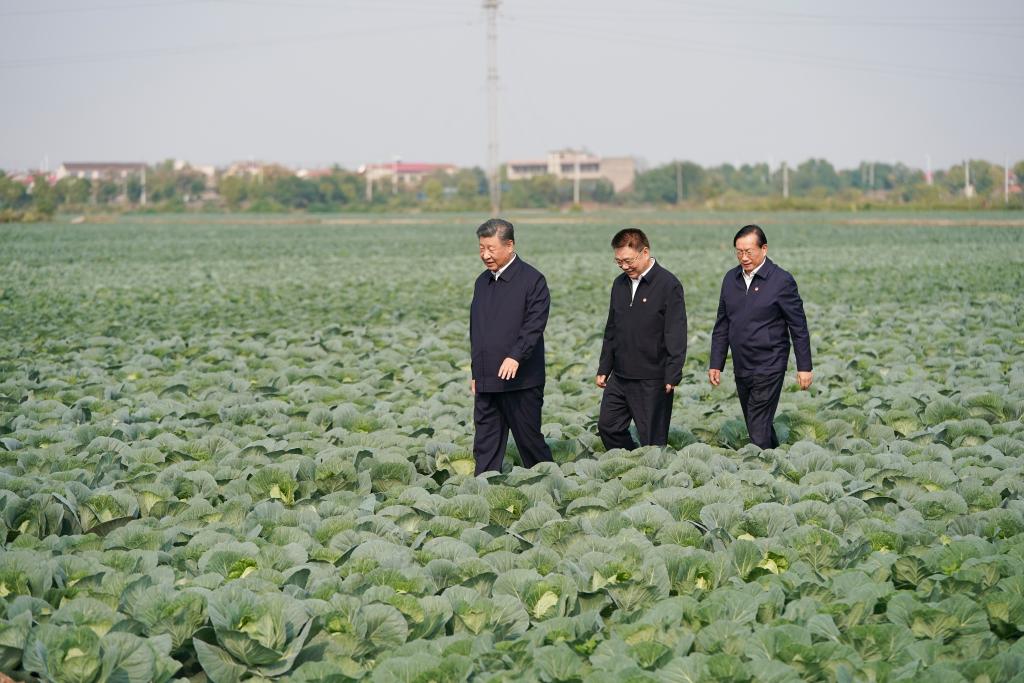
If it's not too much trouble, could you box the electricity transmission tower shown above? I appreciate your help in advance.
[484,0,500,215]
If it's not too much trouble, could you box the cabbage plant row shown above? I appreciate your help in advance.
[0,213,1022,682]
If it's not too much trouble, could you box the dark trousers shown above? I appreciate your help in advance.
[473,386,553,475]
[735,371,786,449]
[598,375,673,451]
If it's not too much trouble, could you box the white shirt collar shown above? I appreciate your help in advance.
[494,253,517,279]
[742,258,766,288]
[629,257,654,302]
[631,257,655,283]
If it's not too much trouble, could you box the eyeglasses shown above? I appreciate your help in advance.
[735,247,764,258]
[479,242,512,256]
[613,250,646,267]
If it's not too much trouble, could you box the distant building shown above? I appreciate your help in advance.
[358,162,457,188]
[506,149,636,193]
[357,162,457,200]
[296,168,336,180]
[223,160,290,179]
[56,162,145,181]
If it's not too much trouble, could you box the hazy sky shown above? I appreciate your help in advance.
[2,0,1021,172]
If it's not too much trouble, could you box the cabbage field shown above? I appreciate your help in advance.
[0,211,1023,682]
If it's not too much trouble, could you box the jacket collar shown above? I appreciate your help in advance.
[618,259,662,286]
[733,257,776,283]
[489,254,523,282]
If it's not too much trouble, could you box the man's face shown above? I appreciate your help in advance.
[734,233,767,274]
[479,235,515,272]
[613,245,650,279]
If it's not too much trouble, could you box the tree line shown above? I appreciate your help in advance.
[2,157,1022,222]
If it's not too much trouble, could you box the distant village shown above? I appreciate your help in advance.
[1,149,1020,220]
[3,149,636,208]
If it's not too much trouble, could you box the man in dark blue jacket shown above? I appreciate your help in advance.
[470,218,553,474]
[596,228,687,450]
[709,224,813,449]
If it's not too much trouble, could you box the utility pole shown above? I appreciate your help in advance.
[365,173,373,202]
[1005,157,1010,205]
[675,160,683,205]
[925,154,933,186]
[573,153,580,206]
[964,159,970,197]
[782,162,789,199]
[140,165,147,206]
[484,0,501,215]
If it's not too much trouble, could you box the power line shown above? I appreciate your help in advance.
[506,0,1024,40]
[0,0,210,17]
[208,0,475,14]
[0,21,475,70]
[503,17,1024,87]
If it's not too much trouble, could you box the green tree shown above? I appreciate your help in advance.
[97,180,120,204]
[127,176,143,203]
[505,174,559,208]
[147,160,178,202]
[270,176,320,209]
[219,176,249,208]
[791,159,839,196]
[591,178,614,203]
[968,160,998,197]
[455,168,485,201]
[0,172,28,209]
[633,162,703,203]
[31,175,58,215]
[904,182,942,205]
[422,176,444,203]
[55,177,91,205]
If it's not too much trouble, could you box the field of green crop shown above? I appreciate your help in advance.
[1,211,1023,682]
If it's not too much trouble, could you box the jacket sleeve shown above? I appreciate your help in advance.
[508,274,550,362]
[597,288,615,376]
[663,279,687,385]
[780,274,813,372]
[709,280,730,371]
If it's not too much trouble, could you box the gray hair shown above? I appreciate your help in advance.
[476,218,515,243]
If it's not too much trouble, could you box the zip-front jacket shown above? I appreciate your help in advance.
[598,261,688,385]
[709,257,812,378]
[470,256,549,393]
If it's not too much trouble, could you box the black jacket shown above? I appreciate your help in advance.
[598,260,688,385]
[470,256,549,393]
[709,258,812,378]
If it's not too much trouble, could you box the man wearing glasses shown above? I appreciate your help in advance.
[596,228,687,450]
[708,224,813,449]
[470,218,553,474]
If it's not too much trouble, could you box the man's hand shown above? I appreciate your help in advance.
[665,384,674,394]
[708,369,721,386]
[470,379,476,394]
[595,374,608,388]
[797,371,813,390]
[498,357,520,380]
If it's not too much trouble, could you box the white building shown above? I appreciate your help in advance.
[56,162,146,181]
[505,149,636,193]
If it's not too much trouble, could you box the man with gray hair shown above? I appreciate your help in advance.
[470,218,553,474]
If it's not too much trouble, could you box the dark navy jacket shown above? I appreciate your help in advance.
[709,258,812,378]
[597,261,688,385]
[470,256,549,393]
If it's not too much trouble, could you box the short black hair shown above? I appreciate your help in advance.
[611,228,650,251]
[476,218,515,243]
[734,224,767,247]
